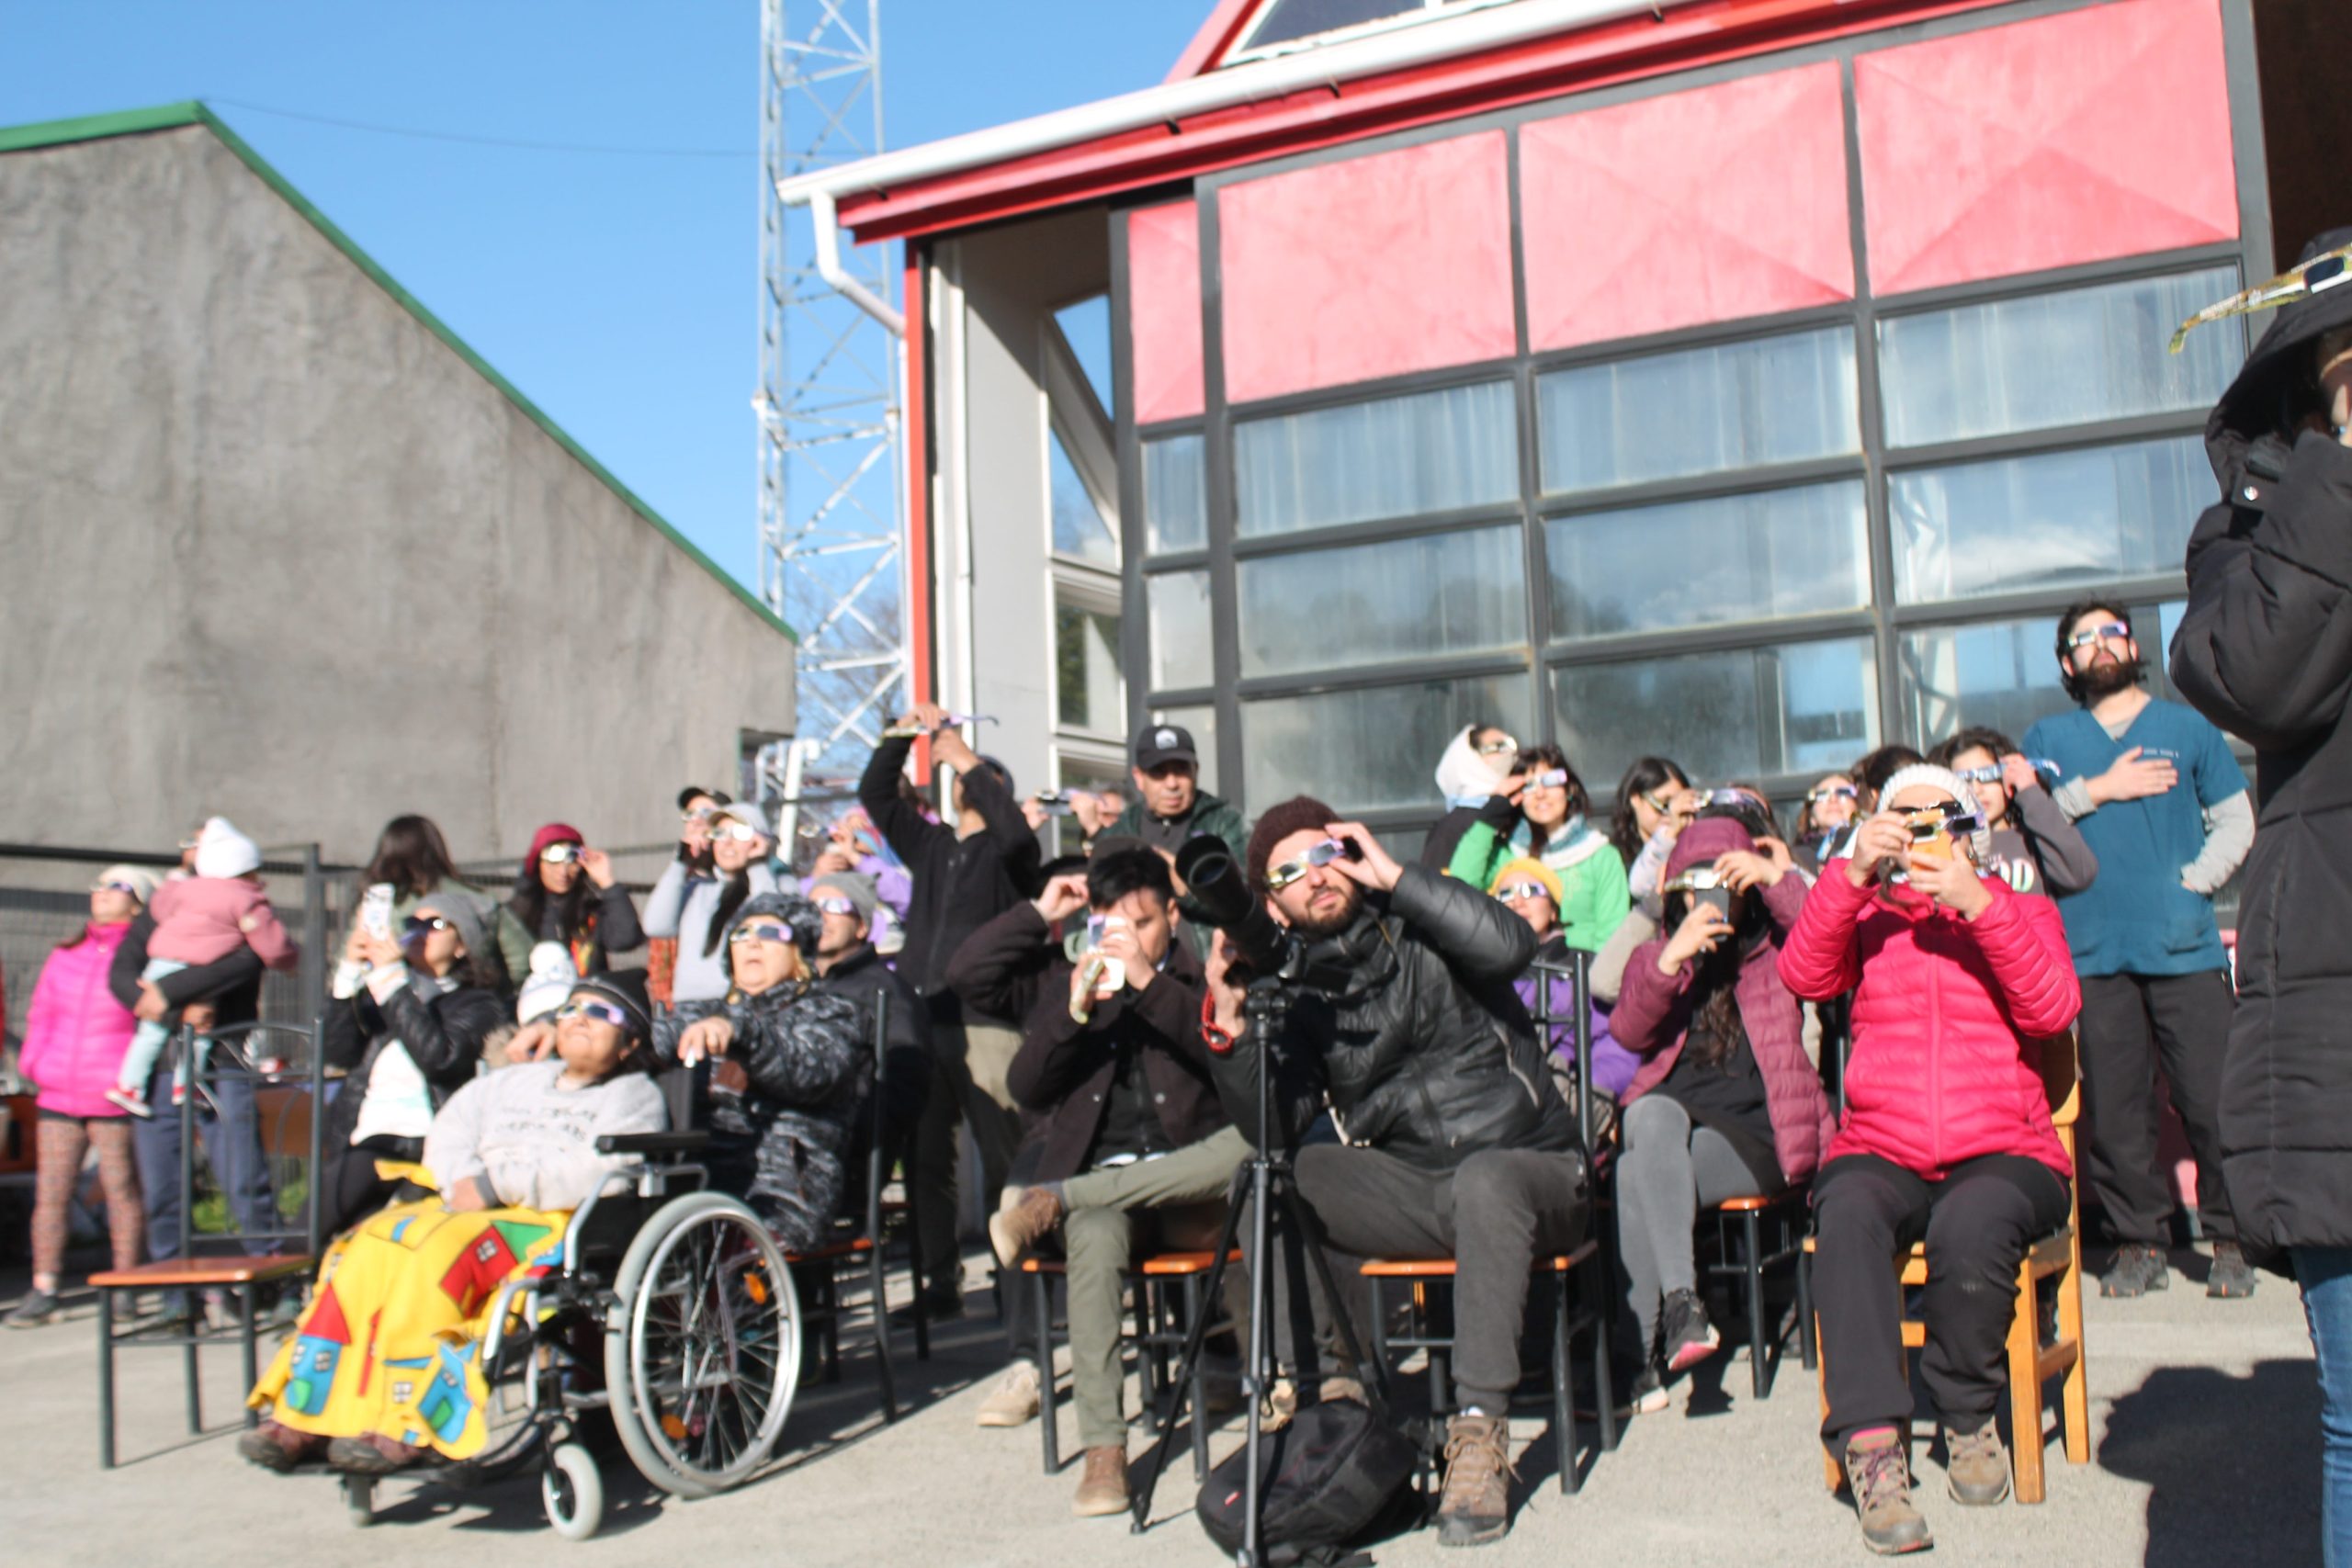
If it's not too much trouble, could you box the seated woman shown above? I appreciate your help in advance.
[655,893,867,1253]
[1779,764,2079,1553]
[1487,856,1638,1119]
[1609,818,1831,1413]
[1444,744,1631,953]
[320,898,513,1236]
[240,974,666,1474]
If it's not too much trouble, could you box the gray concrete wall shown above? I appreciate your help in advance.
[0,125,791,864]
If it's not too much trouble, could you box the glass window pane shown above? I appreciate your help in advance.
[1894,617,2073,750]
[1891,436,2206,604]
[1243,673,1530,816]
[1878,267,2241,447]
[1235,380,1517,538]
[1148,570,1215,692]
[1050,429,1117,566]
[1056,603,1122,735]
[1153,704,1220,795]
[1246,0,1420,50]
[1538,327,1860,493]
[1053,295,1114,418]
[1145,434,1207,554]
[1554,637,1878,787]
[1238,525,1526,677]
[1545,481,1869,642]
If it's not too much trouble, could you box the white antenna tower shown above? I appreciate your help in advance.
[758,0,905,811]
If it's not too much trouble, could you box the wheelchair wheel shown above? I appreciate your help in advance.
[605,1190,799,1499]
[542,1441,605,1541]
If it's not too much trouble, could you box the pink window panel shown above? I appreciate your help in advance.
[1127,202,1205,424]
[1856,0,2237,298]
[1520,62,1855,352]
[1217,131,1515,405]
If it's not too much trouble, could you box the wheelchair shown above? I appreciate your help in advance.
[336,1127,803,1540]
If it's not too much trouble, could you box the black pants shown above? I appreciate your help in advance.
[322,1134,422,1236]
[1284,1143,1587,1412]
[1813,1153,2070,1447]
[2077,969,2235,1246]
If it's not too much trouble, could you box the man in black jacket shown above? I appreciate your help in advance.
[2170,226,2352,1549]
[858,704,1043,1321]
[807,872,931,1170]
[1204,796,1586,1550]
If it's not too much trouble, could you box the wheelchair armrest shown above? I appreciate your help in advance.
[596,1130,713,1156]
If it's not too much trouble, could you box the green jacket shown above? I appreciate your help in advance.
[1446,810,1631,955]
[1105,792,1249,960]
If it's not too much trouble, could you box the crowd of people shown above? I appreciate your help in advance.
[6,254,2350,1559]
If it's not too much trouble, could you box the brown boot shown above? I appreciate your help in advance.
[327,1432,428,1475]
[1435,1413,1515,1547]
[1942,1423,2010,1506]
[237,1418,326,1472]
[1071,1444,1129,1517]
[989,1186,1064,1269]
[1843,1427,1932,1554]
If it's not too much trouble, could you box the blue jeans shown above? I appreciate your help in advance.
[130,1064,278,1279]
[2298,1246,2352,1568]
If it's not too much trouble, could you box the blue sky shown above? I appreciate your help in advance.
[2,0,1208,590]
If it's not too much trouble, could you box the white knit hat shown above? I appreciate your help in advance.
[517,942,581,1025]
[1879,764,1996,861]
[193,817,263,880]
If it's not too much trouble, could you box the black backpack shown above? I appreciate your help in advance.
[1195,1399,1424,1567]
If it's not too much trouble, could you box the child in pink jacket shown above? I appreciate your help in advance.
[107,818,298,1117]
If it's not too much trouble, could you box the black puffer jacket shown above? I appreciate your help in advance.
[2169,226,2352,1269]
[1211,863,1577,1172]
[321,976,509,1153]
[811,942,931,1161]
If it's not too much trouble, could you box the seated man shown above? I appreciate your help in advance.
[807,871,932,1172]
[1203,798,1588,1550]
[240,973,668,1474]
[950,847,1246,1520]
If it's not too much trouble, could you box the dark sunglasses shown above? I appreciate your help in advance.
[401,915,453,937]
[728,920,796,946]
[1905,804,1984,840]
[554,998,629,1029]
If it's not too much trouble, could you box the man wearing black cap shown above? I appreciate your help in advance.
[1104,721,1248,961]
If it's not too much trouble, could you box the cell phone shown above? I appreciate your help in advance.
[1035,790,1074,818]
[359,883,394,940]
[1693,886,1733,923]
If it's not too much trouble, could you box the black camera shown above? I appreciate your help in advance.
[1175,835,1294,976]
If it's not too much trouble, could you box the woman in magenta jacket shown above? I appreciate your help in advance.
[1779,764,2080,1552]
[6,866,154,1327]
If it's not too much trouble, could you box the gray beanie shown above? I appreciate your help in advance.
[807,872,878,925]
[413,888,493,967]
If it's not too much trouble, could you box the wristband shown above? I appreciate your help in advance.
[1200,991,1234,1055]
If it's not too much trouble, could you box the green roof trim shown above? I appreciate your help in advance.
[0,100,796,642]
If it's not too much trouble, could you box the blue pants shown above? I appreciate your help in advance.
[130,1063,277,1278]
[2298,1246,2352,1568]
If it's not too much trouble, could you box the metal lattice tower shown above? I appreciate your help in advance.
[758,0,905,799]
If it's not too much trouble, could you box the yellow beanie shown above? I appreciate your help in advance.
[1488,855,1564,907]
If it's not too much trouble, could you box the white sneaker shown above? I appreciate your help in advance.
[975,1360,1041,1428]
[104,1089,154,1120]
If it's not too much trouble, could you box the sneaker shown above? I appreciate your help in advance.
[1071,1445,1129,1517]
[238,1419,326,1472]
[4,1289,62,1328]
[988,1186,1063,1269]
[1943,1422,2009,1505]
[891,1286,964,1325]
[2101,1243,2171,1298]
[1628,1359,1668,1416]
[327,1433,427,1474]
[975,1361,1041,1428]
[1659,1287,1720,1372]
[1843,1427,1932,1555]
[2207,1240,2259,1299]
[1435,1413,1516,1548]
[104,1088,154,1119]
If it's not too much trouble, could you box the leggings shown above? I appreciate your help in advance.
[1615,1094,1778,1357]
[31,1114,143,1281]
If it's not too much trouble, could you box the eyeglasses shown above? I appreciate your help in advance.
[728,920,796,946]
[714,821,763,842]
[2065,621,2132,652]
[1804,784,1858,805]
[91,879,141,897]
[402,915,452,937]
[1265,838,1354,892]
[554,998,630,1029]
[1495,883,1551,904]
[1662,866,1731,895]
[1475,734,1519,757]
[1639,789,1692,818]
[811,897,858,918]
[1702,787,1769,811]
[539,842,581,864]
[681,804,717,823]
[1525,769,1569,790]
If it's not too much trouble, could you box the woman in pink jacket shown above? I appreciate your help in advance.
[1779,764,2080,1554]
[6,866,155,1327]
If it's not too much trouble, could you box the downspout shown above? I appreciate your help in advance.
[810,188,906,336]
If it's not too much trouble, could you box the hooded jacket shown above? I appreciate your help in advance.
[17,922,141,1119]
[1611,819,1835,1186]
[1779,860,2077,1180]
[2170,226,2352,1262]
[321,966,511,1154]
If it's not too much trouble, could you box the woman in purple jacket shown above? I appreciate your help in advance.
[1610,816,1834,1412]
[6,866,155,1326]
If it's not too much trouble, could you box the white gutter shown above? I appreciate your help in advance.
[786,0,1691,335]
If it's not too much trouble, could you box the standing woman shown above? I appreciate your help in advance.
[508,821,645,976]
[643,800,779,1010]
[5,866,156,1326]
[362,815,533,987]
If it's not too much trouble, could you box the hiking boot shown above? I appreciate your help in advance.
[1659,1287,1720,1372]
[988,1186,1063,1269]
[1843,1427,1931,1554]
[2207,1240,2258,1299]
[4,1289,62,1328]
[1628,1358,1668,1416]
[327,1433,427,1474]
[2101,1243,2170,1298]
[239,1419,326,1472]
[1436,1413,1515,1547]
[975,1360,1041,1427]
[1943,1422,2010,1506]
[1071,1445,1129,1517]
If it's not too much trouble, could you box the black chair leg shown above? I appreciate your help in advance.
[1555,1273,1577,1495]
[870,1247,898,1422]
[1743,1210,1771,1399]
[98,1288,117,1469]
[241,1284,260,1428]
[184,1302,202,1435]
[1034,1271,1058,1474]
[1797,1231,1817,1373]
[1184,1274,1209,1483]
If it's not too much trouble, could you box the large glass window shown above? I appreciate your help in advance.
[1878,266,2241,447]
[1055,603,1122,736]
[1144,434,1207,555]
[1237,525,1526,677]
[1235,380,1517,537]
[1538,327,1860,494]
[1554,637,1877,787]
[1545,481,1870,642]
[1051,428,1117,565]
[1147,570,1215,692]
[1894,616,2073,749]
[1891,436,2206,604]
[1243,673,1530,814]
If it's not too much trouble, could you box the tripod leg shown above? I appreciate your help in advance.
[1128,1164,1252,1532]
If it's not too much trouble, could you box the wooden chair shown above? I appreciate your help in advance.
[1022,1247,1238,1481]
[1812,1030,2087,1504]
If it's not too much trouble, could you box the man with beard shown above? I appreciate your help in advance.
[1202,797,1585,1549]
[2024,601,2254,1298]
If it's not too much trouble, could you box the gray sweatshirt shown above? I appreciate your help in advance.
[643,860,780,1005]
[424,1058,667,1211]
